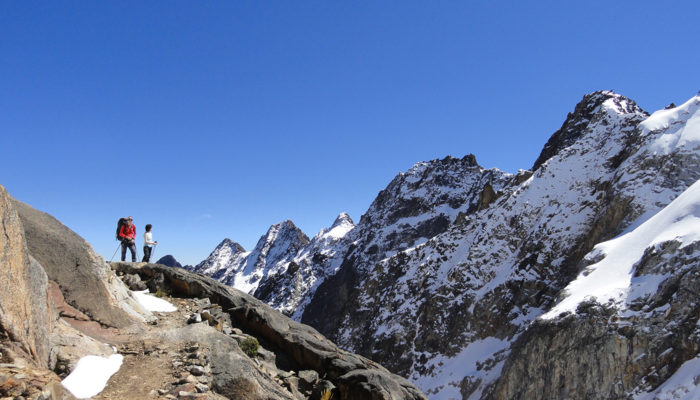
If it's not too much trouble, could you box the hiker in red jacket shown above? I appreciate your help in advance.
[119,216,137,262]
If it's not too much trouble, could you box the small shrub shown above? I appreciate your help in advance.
[240,337,259,357]
[155,288,167,298]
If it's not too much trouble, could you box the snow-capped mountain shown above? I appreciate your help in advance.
[300,91,700,399]
[256,212,355,318]
[188,220,310,294]
[195,91,700,399]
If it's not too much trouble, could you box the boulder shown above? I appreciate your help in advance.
[11,198,152,328]
[0,185,52,366]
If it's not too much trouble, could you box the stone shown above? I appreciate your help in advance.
[194,383,209,393]
[121,273,148,291]
[298,369,319,393]
[187,314,202,324]
[0,186,52,366]
[193,298,211,308]
[11,196,151,328]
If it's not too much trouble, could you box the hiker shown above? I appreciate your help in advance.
[119,216,137,262]
[142,224,158,262]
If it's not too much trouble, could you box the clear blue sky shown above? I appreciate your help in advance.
[2,1,698,266]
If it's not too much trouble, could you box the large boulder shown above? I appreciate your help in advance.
[11,198,152,329]
[0,185,52,366]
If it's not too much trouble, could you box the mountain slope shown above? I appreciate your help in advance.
[194,91,700,399]
[301,91,700,398]
[255,212,355,317]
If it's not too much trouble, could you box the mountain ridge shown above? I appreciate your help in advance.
[192,90,700,399]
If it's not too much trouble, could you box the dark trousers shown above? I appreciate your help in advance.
[121,240,136,262]
[142,246,152,263]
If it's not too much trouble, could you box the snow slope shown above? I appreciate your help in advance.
[543,178,700,319]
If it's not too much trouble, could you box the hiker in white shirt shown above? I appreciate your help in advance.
[142,224,158,262]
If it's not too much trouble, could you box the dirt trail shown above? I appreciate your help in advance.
[91,296,226,400]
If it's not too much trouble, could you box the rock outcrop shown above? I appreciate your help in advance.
[0,185,52,366]
[112,262,427,400]
[11,198,151,329]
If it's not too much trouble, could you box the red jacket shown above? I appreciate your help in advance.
[119,224,136,240]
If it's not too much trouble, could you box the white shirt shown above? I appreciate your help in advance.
[144,231,156,247]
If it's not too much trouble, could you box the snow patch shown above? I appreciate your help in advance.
[641,95,700,155]
[133,290,177,312]
[61,354,124,398]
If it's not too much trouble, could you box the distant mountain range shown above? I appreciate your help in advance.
[190,91,700,399]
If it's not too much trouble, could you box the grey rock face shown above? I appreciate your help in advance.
[302,155,512,342]
[156,323,296,400]
[490,240,700,399]
[11,198,149,329]
[0,185,52,366]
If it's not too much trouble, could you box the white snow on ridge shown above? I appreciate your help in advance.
[61,354,123,398]
[641,95,700,155]
[542,178,700,319]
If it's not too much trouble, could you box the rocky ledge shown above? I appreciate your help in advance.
[111,262,426,400]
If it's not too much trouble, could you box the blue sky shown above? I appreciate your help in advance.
[2,1,699,266]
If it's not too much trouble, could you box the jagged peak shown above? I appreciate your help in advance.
[532,90,648,171]
[216,238,246,253]
[403,154,480,177]
[256,220,310,250]
[331,212,354,229]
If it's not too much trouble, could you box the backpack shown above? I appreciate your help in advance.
[116,218,128,241]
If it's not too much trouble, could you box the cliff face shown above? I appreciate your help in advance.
[0,185,52,366]
[489,97,700,399]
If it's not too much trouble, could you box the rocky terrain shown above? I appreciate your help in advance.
[194,91,700,399]
[0,184,426,399]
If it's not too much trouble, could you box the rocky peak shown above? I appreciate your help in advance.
[255,220,310,256]
[217,238,246,254]
[532,90,648,171]
[330,212,354,230]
